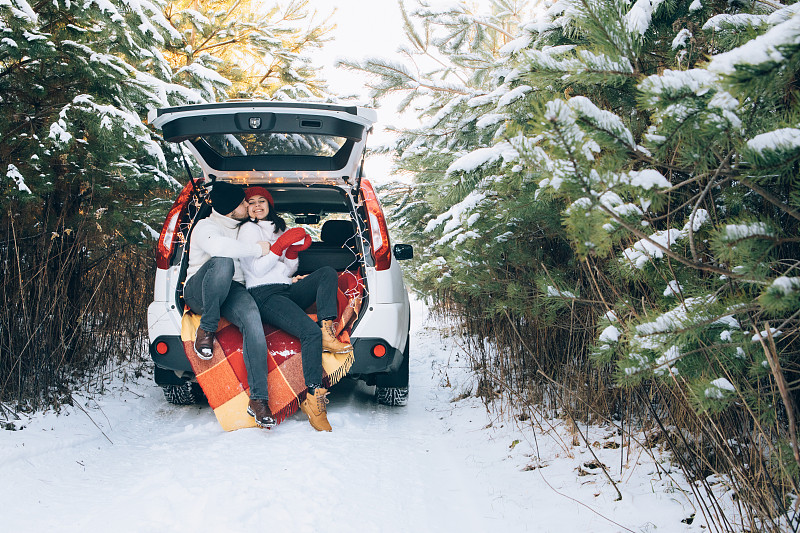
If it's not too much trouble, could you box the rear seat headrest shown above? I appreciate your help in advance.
[320,220,354,248]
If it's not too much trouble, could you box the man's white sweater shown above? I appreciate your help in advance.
[237,220,299,289]
[185,209,262,283]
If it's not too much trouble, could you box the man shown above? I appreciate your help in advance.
[182,181,275,429]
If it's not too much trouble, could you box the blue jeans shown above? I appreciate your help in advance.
[249,266,339,388]
[183,257,270,401]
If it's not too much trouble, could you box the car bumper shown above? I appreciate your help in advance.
[148,297,410,379]
[148,301,192,373]
[350,338,403,375]
[150,334,192,372]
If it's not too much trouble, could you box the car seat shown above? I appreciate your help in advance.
[298,219,359,274]
[320,219,356,249]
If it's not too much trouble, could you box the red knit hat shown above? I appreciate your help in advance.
[244,186,274,207]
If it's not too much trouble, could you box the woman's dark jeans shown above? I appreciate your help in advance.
[183,257,270,401]
[249,266,339,388]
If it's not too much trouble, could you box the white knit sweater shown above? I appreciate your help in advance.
[185,209,262,283]
[237,220,300,289]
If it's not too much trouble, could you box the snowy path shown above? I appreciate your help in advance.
[1,298,708,533]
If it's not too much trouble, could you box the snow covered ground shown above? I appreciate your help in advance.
[1,297,718,533]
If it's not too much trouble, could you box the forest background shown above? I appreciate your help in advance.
[2,1,800,531]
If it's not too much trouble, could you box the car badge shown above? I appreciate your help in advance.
[249,117,261,129]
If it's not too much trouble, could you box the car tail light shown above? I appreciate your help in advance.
[361,179,391,271]
[155,341,169,355]
[372,343,387,358]
[156,179,201,270]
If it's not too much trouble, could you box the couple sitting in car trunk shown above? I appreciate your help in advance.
[181,181,351,432]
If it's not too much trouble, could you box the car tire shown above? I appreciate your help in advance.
[376,386,409,406]
[162,382,206,405]
[375,331,409,406]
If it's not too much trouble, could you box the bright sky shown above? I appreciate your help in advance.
[311,0,408,114]
[307,0,417,184]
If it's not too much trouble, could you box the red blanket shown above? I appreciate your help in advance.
[180,311,354,432]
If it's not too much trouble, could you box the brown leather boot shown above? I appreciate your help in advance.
[194,327,214,360]
[299,387,332,431]
[319,320,352,354]
[247,398,276,429]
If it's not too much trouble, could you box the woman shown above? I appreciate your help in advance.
[238,186,351,432]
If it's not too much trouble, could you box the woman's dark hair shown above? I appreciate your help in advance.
[264,209,287,233]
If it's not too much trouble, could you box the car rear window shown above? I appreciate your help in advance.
[284,213,352,241]
[200,133,348,158]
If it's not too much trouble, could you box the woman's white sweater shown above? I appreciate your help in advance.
[237,220,300,289]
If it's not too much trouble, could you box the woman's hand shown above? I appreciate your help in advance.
[285,234,311,259]
[292,274,308,283]
[270,227,307,256]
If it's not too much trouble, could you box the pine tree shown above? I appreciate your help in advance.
[0,0,336,411]
[522,0,800,414]
[348,0,800,528]
[524,6,800,525]
[163,0,333,100]
[340,0,542,314]
[0,0,205,410]
[0,0,205,244]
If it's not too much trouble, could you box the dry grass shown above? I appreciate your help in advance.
[431,285,800,532]
[0,210,153,416]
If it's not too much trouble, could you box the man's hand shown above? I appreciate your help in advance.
[258,241,272,256]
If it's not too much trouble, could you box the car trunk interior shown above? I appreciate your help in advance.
[171,182,368,329]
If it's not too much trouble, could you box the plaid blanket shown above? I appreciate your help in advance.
[180,310,354,432]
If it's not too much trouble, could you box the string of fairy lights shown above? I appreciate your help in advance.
[175,181,372,326]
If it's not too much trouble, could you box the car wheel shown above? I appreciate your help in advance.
[161,382,206,405]
[190,382,208,404]
[376,386,408,406]
[375,332,409,406]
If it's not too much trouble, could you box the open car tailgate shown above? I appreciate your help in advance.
[149,101,377,186]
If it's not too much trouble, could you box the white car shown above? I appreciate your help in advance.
[146,101,412,406]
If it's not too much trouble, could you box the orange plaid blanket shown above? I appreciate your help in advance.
[180,313,354,432]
